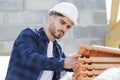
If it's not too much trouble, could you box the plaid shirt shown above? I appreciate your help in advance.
[5,28,69,80]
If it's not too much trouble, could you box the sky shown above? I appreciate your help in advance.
[106,0,120,23]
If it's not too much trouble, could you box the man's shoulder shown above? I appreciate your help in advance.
[16,28,39,41]
[21,27,44,35]
[21,28,34,33]
[20,27,40,36]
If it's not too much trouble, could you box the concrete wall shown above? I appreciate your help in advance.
[0,0,107,55]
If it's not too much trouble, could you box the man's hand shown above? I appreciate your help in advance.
[64,54,81,69]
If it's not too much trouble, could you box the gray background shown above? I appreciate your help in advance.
[0,0,107,56]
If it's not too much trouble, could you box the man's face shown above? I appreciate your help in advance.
[48,15,73,39]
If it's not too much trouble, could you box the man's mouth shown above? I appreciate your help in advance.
[58,30,64,35]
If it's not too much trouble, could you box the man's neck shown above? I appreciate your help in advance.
[44,27,55,42]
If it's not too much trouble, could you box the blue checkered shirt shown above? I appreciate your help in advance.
[5,28,71,80]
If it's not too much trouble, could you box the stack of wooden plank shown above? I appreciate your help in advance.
[72,45,120,80]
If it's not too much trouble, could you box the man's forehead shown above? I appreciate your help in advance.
[58,16,73,26]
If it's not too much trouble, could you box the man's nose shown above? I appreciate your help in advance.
[62,25,68,32]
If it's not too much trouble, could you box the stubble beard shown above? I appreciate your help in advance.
[49,24,64,39]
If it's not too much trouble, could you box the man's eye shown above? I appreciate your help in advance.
[67,26,71,29]
[60,21,65,25]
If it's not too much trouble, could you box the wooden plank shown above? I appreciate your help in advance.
[81,63,120,70]
[78,57,120,63]
[105,20,120,47]
[109,0,120,30]
[78,44,120,56]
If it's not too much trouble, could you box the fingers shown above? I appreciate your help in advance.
[69,54,81,58]
[64,53,82,69]
[71,60,78,68]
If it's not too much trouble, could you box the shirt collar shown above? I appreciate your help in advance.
[38,27,57,44]
[38,27,50,43]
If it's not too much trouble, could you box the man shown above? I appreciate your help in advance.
[5,2,79,80]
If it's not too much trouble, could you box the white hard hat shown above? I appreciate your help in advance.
[49,2,78,25]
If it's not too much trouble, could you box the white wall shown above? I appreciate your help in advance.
[0,56,10,80]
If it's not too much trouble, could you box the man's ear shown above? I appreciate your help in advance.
[48,16,54,23]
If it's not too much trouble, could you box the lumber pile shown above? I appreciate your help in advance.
[72,45,120,80]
